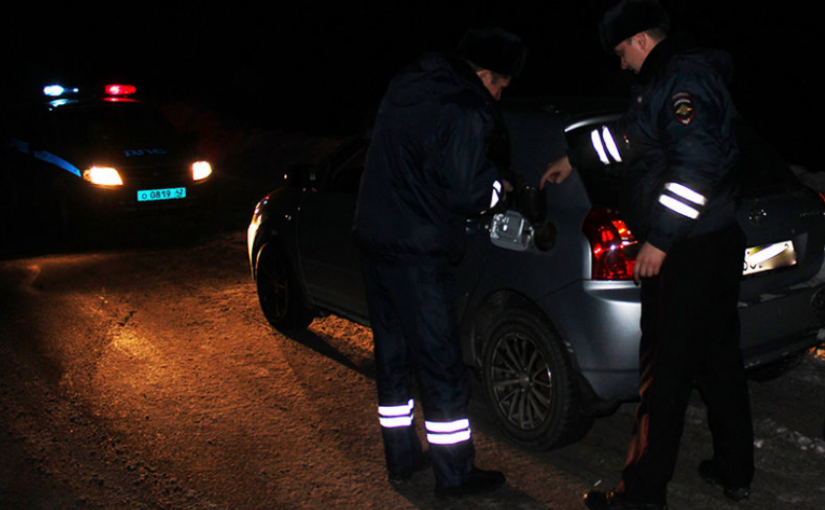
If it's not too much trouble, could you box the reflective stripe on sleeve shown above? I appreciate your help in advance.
[601,127,623,163]
[657,182,707,220]
[590,126,623,166]
[664,182,707,206]
[658,195,700,219]
[490,180,502,209]
[590,129,610,165]
[425,419,472,445]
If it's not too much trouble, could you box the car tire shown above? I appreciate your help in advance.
[480,308,593,450]
[255,242,314,331]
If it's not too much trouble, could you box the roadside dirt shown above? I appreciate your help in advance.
[1,227,824,510]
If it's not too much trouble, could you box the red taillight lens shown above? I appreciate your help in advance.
[582,208,638,280]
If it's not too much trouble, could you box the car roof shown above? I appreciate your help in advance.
[501,96,625,122]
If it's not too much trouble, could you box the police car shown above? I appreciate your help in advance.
[1,83,215,227]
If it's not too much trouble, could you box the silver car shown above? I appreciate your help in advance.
[247,97,825,450]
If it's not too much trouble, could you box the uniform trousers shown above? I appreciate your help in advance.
[361,254,475,487]
[618,224,754,504]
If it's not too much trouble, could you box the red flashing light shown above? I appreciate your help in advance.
[105,84,136,96]
[582,208,638,280]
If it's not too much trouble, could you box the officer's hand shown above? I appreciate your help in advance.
[539,156,573,189]
[633,242,667,284]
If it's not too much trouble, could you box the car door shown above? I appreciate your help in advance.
[296,140,370,323]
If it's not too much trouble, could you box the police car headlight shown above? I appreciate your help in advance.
[83,166,123,186]
[192,161,212,181]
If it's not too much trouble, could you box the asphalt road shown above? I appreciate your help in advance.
[1,223,824,510]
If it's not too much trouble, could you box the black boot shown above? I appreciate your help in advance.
[434,467,506,498]
[698,459,750,501]
[583,488,668,510]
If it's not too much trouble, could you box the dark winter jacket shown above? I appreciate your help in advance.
[578,37,740,252]
[353,52,505,260]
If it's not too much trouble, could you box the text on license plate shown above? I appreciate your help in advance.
[743,240,797,276]
[137,187,186,202]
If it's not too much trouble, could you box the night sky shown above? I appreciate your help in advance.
[2,1,819,167]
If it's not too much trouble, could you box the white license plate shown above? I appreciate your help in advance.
[137,187,186,202]
[743,240,797,276]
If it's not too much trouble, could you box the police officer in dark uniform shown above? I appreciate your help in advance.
[541,1,753,508]
[353,29,526,498]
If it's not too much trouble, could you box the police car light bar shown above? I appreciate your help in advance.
[43,85,79,97]
[105,84,136,96]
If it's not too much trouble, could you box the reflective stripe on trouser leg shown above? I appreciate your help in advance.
[362,255,474,485]
[425,419,472,445]
[425,418,474,486]
[379,399,415,429]
[377,398,423,476]
[362,257,424,476]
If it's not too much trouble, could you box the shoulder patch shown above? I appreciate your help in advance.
[672,92,695,125]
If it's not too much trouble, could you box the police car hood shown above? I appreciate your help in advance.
[52,135,194,171]
[69,143,193,167]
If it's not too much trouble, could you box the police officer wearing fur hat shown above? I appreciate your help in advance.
[541,1,753,508]
[353,28,526,498]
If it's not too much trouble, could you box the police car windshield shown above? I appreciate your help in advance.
[49,103,179,147]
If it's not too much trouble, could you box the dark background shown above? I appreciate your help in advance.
[2,1,819,169]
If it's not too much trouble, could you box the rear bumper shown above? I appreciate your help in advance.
[539,280,640,401]
[739,276,825,368]
[544,273,825,402]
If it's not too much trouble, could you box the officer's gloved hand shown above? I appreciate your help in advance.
[513,181,556,252]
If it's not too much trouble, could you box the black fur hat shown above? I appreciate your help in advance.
[457,28,527,77]
[599,0,670,51]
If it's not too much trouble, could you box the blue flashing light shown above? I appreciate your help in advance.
[43,85,79,98]
[44,85,65,97]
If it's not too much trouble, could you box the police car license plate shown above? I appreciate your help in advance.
[137,187,186,202]
[743,240,797,276]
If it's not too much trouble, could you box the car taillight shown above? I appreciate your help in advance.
[582,208,638,280]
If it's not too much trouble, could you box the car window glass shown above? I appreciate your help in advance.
[323,141,367,194]
[566,123,623,208]
[734,118,797,194]
[46,104,178,147]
